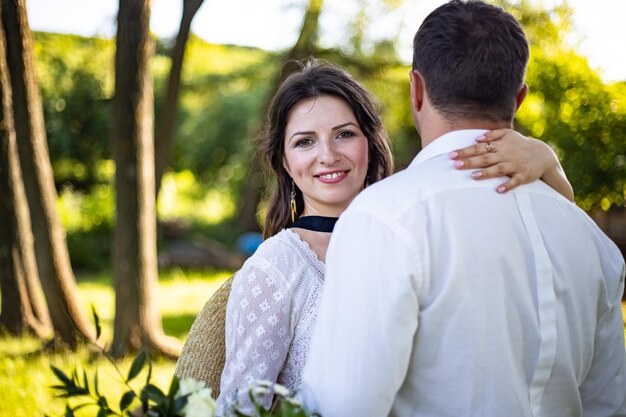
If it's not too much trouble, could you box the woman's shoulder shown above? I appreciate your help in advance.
[250,229,302,260]
[236,229,310,282]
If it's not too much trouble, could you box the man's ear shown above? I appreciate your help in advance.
[409,70,425,113]
[515,83,528,111]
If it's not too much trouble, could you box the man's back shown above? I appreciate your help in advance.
[301,130,626,417]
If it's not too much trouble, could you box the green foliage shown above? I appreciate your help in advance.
[34,33,114,191]
[49,347,191,417]
[57,172,115,270]
[0,334,177,417]
[33,0,626,219]
[502,1,626,211]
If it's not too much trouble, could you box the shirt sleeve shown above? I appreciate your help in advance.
[300,208,422,417]
[580,265,626,416]
[217,258,294,413]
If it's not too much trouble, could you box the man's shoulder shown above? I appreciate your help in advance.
[350,167,420,212]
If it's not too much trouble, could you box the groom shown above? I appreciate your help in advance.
[300,1,626,416]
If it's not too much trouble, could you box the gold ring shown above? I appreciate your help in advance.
[485,142,496,153]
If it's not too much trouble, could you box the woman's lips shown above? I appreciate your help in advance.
[316,170,348,184]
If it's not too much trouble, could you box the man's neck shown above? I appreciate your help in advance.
[419,118,513,149]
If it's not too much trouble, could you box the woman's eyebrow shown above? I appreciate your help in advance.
[289,130,315,141]
[332,122,359,131]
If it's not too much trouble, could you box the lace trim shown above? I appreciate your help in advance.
[282,228,326,281]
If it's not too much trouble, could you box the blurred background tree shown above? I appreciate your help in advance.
[26,0,626,274]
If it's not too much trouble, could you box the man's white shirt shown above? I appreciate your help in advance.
[300,130,626,417]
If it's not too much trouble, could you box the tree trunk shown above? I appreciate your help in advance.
[235,0,324,232]
[0,14,49,337]
[111,0,179,358]
[154,0,205,196]
[1,0,93,347]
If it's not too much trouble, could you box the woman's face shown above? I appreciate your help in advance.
[283,94,369,217]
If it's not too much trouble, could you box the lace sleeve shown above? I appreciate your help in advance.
[217,257,294,413]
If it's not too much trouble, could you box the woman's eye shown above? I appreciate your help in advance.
[295,138,313,147]
[337,130,355,139]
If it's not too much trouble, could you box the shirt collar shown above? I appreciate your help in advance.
[410,129,489,168]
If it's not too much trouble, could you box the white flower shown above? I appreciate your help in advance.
[183,390,217,417]
[177,378,217,417]
[177,378,207,397]
[250,385,268,397]
[285,396,303,407]
[255,379,273,388]
[273,384,290,397]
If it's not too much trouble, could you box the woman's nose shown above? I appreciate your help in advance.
[318,140,340,164]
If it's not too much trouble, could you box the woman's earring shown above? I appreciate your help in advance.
[290,180,297,223]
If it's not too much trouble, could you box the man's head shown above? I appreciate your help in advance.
[411,0,529,127]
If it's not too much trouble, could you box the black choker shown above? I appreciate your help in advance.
[288,216,338,233]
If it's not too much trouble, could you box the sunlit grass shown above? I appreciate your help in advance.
[1,271,624,417]
[0,269,230,417]
[0,337,178,417]
[74,268,232,343]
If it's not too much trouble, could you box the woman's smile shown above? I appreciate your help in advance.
[315,170,349,183]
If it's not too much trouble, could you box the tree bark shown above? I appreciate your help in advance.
[154,0,205,197]
[1,0,93,347]
[111,0,179,358]
[235,0,324,232]
[0,14,49,337]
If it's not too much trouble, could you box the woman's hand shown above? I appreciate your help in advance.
[449,129,574,201]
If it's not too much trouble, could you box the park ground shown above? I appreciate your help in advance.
[1,270,625,417]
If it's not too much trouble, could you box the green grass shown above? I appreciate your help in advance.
[0,269,231,417]
[1,271,625,417]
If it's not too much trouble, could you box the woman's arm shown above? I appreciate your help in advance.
[218,263,293,414]
[449,129,574,202]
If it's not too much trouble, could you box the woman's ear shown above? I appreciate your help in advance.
[282,156,291,177]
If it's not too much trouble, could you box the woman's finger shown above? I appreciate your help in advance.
[475,128,513,142]
[470,162,515,179]
[495,174,525,193]
[453,152,501,170]
[450,140,506,160]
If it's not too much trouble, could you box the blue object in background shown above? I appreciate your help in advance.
[236,232,263,256]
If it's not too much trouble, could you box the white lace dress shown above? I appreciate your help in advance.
[217,228,325,413]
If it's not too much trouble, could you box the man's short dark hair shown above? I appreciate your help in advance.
[412,0,529,122]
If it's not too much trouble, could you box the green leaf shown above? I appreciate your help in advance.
[127,351,146,383]
[146,359,153,385]
[83,370,90,394]
[91,304,102,340]
[94,369,101,397]
[173,395,188,414]
[167,375,180,398]
[66,385,90,396]
[142,383,166,403]
[119,390,136,411]
[97,395,109,409]
[50,365,74,387]
[64,404,75,417]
